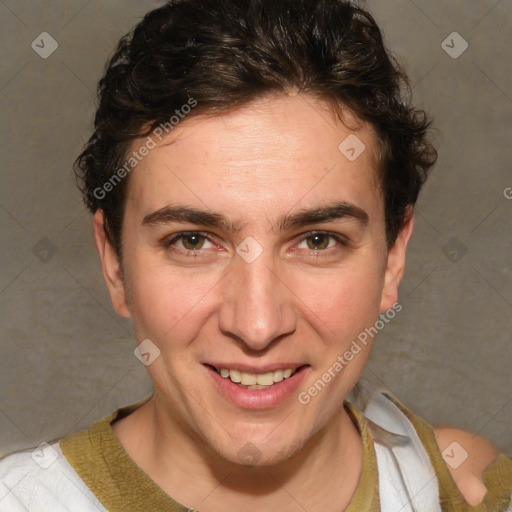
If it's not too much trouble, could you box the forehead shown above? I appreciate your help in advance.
[125,94,383,223]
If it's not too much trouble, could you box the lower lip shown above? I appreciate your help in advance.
[205,365,310,410]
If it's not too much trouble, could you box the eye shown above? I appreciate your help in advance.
[295,231,351,255]
[300,232,335,250]
[162,231,217,256]
[161,230,351,260]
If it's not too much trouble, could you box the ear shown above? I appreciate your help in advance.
[379,207,414,312]
[93,210,131,318]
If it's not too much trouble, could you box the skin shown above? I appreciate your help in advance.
[93,93,498,511]
[435,428,499,506]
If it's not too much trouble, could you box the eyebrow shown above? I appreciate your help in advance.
[141,200,369,232]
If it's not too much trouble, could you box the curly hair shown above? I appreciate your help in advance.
[75,0,437,258]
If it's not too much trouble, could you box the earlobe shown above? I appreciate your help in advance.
[93,210,131,318]
[379,208,414,312]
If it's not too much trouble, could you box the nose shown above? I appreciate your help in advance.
[218,251,297,351]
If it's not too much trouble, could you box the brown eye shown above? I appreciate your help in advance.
[181,233,206,250]
[294,231,351,257]
[305,233,331,250]
[162,231,218,258]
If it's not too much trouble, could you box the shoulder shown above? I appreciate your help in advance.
[362,389,512,506]
[0,443,106,511]
[434,426,501,506]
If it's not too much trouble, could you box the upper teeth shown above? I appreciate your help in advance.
[219,368,297,385]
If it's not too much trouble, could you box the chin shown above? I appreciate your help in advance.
[213,431,307,468]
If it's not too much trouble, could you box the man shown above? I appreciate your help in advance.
[1,0,511,510]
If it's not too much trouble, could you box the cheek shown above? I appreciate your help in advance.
[125,256,218,341]
[291,261,384,337]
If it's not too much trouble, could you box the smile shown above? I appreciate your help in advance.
[214,367,299,389]
[204,363,309,409]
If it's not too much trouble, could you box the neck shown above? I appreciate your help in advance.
[112,397,363,512]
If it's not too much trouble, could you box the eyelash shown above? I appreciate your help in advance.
[161,231,351,259]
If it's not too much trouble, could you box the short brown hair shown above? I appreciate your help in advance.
[75,0,437,257]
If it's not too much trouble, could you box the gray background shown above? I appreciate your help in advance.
[0,0,510,459]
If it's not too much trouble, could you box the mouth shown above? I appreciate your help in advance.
[194,356,312,454]
[203,362,310,409]
[206,364,307,390]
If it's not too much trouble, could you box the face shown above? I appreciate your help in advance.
[95,93,412,466]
